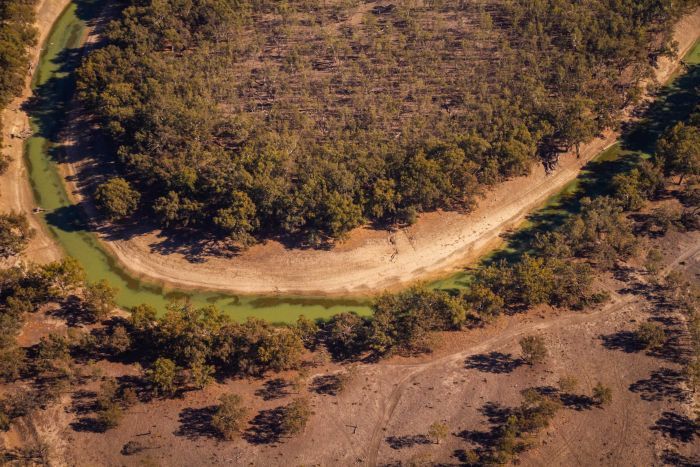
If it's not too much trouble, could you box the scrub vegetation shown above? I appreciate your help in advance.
[77,0,696,245]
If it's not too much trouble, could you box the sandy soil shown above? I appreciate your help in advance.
[3,6,700,296]
[56,9,700,296]
[0,0,70,266]
[6,229,698,466]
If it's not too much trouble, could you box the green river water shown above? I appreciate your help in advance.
[23,1,700,321]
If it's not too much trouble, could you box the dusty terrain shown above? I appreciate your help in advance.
[0,0,70,266]
[58,9,700,296]
[4,229,699,466]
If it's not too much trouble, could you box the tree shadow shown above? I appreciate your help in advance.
[255,378,292,401]
[599,330,646,353]
[464,352,523,374]
[242,406,286,445]
[310,374,344,396]
[385,434,432,450]
[558,393,595,411]
[660,448,699,466]
[651,411,698,443]
[629,368,689,402]
[174,406,219,440]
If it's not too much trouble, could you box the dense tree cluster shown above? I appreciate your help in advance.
[0,0,37,155]
[76,0,697,244]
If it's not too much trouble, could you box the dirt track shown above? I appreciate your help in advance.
[3,5,700,296]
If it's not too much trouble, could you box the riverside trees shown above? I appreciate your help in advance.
[76,0,696,245]
[0,0,37,148]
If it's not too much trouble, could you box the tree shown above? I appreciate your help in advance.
[211,394,248,440]
[324,312,368,360]
[281,397,312,436]
[428,421,449,445]
[592,382,613,406]
[644,248,664,276]
[657,122,700,184]
[519,335,547,365]
[96,402,123,430]
[295,315,319,349]
[146,357,179,397]
[188,356,214,389]
[42,257,86,297]
[83,280,118,320]
[96,378,123,430]
[0,212,34,259]
[636,322,666,350]
[107,324,131,354]
[94,177,140,220]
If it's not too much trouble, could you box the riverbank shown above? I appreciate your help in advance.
[59,8,700,296]
[2,2,699,321]
[0,0,70,266]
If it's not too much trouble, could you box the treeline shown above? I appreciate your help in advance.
[0,0,37,173]
[76,0,697,245]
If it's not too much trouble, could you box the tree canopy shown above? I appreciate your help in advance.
[76,0,696,245]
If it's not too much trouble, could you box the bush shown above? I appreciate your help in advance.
[211,394,248,440]
[519,335,547,365]
[592,382,613,406]
[636,322,666,349]
[94,177,140,220]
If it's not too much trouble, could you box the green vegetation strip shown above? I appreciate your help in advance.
[23,0,700,322]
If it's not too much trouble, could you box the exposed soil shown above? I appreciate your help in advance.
[3,228,699,466]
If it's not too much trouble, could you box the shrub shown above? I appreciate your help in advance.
[211,394,248,440]
[281,397,312,436]
[94,177,140,220]
[519,335,547,365]
[592,382,613,406]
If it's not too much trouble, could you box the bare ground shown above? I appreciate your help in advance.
[3,229,698,466]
